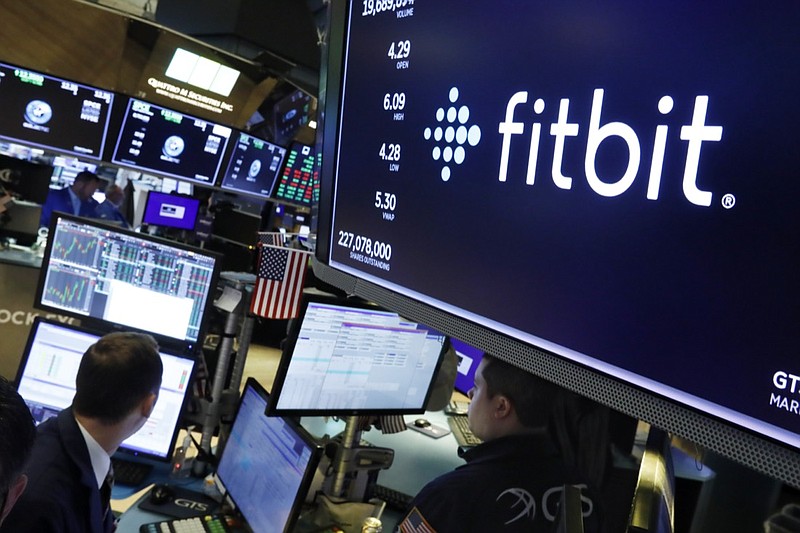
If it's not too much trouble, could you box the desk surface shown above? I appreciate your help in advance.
[113,409,467,533]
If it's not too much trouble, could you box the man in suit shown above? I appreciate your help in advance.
[3,332,163,533]
[39,170,104,228]
[0,376,36,527]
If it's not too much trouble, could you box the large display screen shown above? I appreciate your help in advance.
[35,213,221,347]
[318,2,800,462]
[0,62,114,159]
[112,98,232,185]
[272,141,319,206]
[218,131,286,199]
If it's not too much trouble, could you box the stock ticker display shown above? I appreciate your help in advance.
[273,142,319,206]
[40,218,217,343]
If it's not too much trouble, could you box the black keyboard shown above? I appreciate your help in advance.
[140,514,243,533]
[368,483,414,513]
[446,415,482,447]
[111,458,152,486]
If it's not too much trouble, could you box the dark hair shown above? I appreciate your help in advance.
[0,376,36,490]
[73,332,162,425]
[481,354,610,487]
[73,170,101,184]
[480,353,561,428]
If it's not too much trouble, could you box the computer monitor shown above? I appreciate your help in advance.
[0,153,53,204]
[111,98,232,186]
[216,378,322,533]
[218,131,286,199]
[0,200,41,246]
[35,213,222,349]
[142,190,200,231]
[268,293,448,416]
[14,317,197,461]
[272,142,318,206]
[211,207,261,248]
[450,338,485,396]
[272,89,314,145]
[0,61,114,160]
[312,1,800,486]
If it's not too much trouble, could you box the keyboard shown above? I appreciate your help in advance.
[446,415,482,447]
[368,483,414,513]
[139,514,244,533]
[111,457,153,486]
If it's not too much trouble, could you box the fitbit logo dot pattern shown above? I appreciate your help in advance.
[423,87,481,181]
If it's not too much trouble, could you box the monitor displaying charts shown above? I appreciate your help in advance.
[272,142,318,206]
[35,213,221,348]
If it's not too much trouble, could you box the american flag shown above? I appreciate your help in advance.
[250,245,310,319]
[257,232,285,247]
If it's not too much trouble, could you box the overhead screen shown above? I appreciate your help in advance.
[316,2,800,482]
[218,131,287,199]
[272,141,319,206]
[111,98,232,185]
[0,61,114,159]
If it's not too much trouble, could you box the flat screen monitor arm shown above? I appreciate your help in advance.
[328,416,395,500]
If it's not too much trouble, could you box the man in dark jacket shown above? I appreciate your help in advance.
[398,354,602,532]
[3,332,162,533]
[0,376,36,527]
[39,170,103,228]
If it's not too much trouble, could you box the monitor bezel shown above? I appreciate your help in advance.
[217,130,288,200]
[218,377,323,533]
[267,292,448,417]
[14,316,198,462]
[110,97,232,186]
[141,190,201,231]
[0,60,114,161]
[310,0,800,488]
[34,211,222,353]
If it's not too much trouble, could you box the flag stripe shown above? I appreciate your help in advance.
[250,246,310,319]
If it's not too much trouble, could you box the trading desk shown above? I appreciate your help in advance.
[114,409,466,532]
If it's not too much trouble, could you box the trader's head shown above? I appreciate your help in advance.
[104,184,124,207]
[467,354,561,441]
[73,332,162,443]
[0,376,36,525]
[70,170,103,202]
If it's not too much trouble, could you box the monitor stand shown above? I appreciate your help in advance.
[329,416,395,501]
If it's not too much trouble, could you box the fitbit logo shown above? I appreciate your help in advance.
[498,88,726,207]
[423,87,482,182]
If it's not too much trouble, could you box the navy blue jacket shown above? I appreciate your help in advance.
[94,200,130,228]
[398,433,602,532]
[2,408,114,533]
[39,187,99,228]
